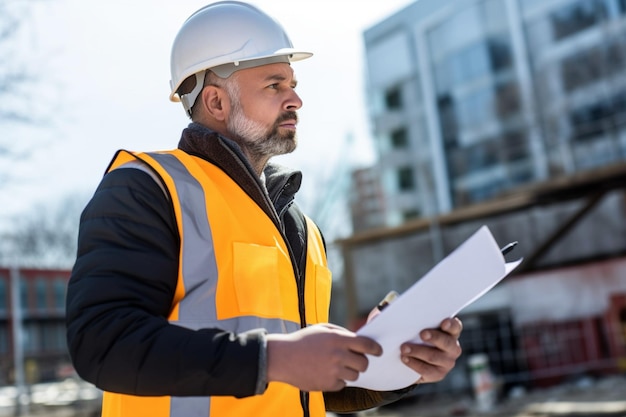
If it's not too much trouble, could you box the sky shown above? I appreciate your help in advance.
[1,0,415,223]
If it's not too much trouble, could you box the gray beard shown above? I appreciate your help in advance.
[227,103,298,158]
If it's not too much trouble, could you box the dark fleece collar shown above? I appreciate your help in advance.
[177,123,302,221]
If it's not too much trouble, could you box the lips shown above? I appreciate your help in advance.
[279,120,297,129]
[276,111,298,128]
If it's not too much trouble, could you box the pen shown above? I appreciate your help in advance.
[500,241,518,256]
[376,290,399,312]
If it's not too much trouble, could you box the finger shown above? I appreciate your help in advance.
[338,366,361,382]
[440,317,463,337]
[326,378,347,392]
[419,329,462,357]
[400,344,455,383]
[400,354,446,383]
[342,350,371,373]
[404,342,458,366]
[347,336,383,356]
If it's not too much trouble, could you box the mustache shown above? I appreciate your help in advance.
[276,111,298,125]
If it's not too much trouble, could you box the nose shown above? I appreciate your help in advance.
[285,89,303,111]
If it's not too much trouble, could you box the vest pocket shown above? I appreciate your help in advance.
[233,242,283,317]
[315,264,332,323]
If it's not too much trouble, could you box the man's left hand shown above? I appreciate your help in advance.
[400,317,463,384]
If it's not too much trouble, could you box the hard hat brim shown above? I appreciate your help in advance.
[169,50,313,102]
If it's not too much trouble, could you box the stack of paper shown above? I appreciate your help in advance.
[347,225,522,390]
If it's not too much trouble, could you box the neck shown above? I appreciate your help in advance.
[240,149,271,177]
[191,120,272,177]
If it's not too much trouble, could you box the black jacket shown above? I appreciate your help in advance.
[66,123,415,412]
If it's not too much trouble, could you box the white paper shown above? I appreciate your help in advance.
[346,225,522,391]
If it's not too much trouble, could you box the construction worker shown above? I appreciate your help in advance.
[65,2,463,416]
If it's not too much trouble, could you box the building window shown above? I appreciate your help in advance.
[20,279,29,310]
[468,180,504,203]
[448,148,469,178]
[495,81,521,118]
[53,279,66,310]
[488,37,512,72]
[561,41,626,92]
[432,35,512,94]
[390,127,409,149]
[42,322,65,351]
[607,41,626,74]
[403,209,421,221]
[561,46,604,92]
[0,324,8,354]
[466,140,500,174]
[569,95,626,142]
[458,87,494,128]
[0,279,6,312]
[385,86,403,110]
[438,94,458,149]
[449,138,503,181]
[551,0,607,41]
[503,131,529,161]
[397,166,416,191]
[35,278,47,310]
[23,322,41,353]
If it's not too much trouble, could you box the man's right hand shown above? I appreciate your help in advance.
[266,324,382,392]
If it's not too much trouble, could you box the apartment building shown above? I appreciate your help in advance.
[362,0,626,227]
[0,267,70,385]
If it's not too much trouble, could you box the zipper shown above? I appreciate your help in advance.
[276,186,310,417]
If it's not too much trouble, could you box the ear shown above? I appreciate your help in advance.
[199,85,229,122]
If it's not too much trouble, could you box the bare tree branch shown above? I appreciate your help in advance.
[1,193,87,268]
[0,0,59,189]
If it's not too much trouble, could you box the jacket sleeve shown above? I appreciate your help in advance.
[66,168,266,397]
[323,385,419,413]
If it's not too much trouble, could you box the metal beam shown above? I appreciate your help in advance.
[517,190,608,273]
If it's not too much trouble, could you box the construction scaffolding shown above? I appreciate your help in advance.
[335,162,626,395]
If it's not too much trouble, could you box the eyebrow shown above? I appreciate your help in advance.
[264,74,298,87]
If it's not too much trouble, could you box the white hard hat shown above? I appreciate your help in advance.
[169,1,313,115]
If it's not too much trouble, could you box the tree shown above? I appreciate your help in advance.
[0,0,57,186]
[0,1,29,123]
[0,193,87,268]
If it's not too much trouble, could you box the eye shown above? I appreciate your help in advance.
[268,83,279,90]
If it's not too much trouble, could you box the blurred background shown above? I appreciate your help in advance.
[1,0,626,416]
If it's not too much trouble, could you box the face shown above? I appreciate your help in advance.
[224,63,303,158]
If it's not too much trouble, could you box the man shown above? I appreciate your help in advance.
[66,2,463,416]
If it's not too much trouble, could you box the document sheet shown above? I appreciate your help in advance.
[346,225,522,390]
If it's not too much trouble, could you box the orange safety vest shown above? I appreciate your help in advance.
[101,149,331,417]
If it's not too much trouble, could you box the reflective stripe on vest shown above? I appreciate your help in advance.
[101,149,330,417]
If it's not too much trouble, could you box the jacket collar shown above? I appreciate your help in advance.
[177,123,302,218]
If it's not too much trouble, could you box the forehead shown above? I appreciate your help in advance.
[233,62,297,83]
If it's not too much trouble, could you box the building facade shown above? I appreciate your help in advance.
[0,267,71,385]
[362,0,626,228]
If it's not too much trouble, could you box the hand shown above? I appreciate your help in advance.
[400,317,463,384]
[266,323,382,392]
